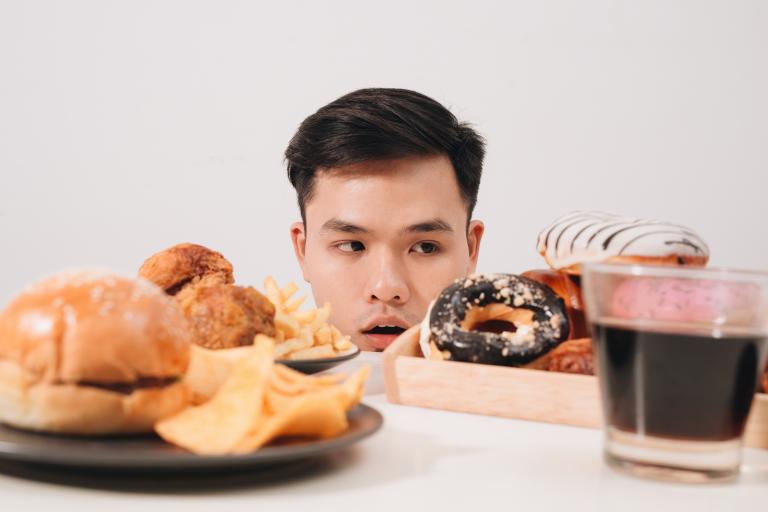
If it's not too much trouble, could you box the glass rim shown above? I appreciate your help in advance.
[581,262,768,283]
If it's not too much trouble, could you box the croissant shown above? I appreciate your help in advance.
[525,338,594,375]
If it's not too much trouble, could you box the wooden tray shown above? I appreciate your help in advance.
[383,326,768,450]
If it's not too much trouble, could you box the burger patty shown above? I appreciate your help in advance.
[65,376,180,395]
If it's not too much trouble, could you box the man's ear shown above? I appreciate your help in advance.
[466,219,485,274]
[290,221,310,283]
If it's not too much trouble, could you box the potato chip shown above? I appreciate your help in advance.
[341,366,370,409]
[234,388,349,453]
[277,387,349,438]
[272,364,345,388]
[160,336,371,456]
[184,344,252,404]
[156,338,274,455]
[266,365,354,416]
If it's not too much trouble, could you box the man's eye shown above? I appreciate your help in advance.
[411,242,439,254]
[336,241,365,253]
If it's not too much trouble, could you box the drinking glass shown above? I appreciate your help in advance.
[581,262,768,482]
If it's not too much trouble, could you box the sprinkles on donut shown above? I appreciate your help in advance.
[427,273,570,366]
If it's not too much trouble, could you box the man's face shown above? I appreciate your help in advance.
[290,155,484,351]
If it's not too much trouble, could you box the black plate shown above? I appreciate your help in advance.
[277,345,361,374]
[0,404,382,474]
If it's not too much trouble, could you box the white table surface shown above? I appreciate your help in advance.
[1,364,767,510]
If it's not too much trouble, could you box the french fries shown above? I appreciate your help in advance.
[182,277,357,404]
[264,276,354,360]
[156,336,370,455]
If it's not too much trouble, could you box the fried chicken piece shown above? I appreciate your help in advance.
[138,243,275,349]
[139,243,234,295]
[175,283,275,349]
[525,338,594,375]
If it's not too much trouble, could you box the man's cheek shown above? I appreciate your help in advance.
[412,264,461,301]
[316,279,356,331]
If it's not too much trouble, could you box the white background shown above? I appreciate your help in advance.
[1,0,766,305]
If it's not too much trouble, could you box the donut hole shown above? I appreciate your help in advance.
[461,304,534,335]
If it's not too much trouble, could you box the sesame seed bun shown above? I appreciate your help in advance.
[0,270,191,434]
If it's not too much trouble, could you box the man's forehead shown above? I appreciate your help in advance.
[306,188,466,237]
[305,155,467,233]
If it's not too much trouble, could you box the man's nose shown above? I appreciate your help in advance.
[366,251,410,306]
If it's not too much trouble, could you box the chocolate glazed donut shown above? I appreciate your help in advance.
[429,274,570,365]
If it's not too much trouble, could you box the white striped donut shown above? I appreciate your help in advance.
[536,211,710,273]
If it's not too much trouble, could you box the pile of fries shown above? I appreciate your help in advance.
[263,277,354,360]
[157,336,369,455]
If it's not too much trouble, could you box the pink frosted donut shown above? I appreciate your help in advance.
[611,277,759,324]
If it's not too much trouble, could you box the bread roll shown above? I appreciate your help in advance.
[0,270,191,434]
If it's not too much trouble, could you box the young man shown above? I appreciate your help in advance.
[285,88,486,352]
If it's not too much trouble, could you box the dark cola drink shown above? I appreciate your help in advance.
[592,323,767,442]
[582,263,768,481]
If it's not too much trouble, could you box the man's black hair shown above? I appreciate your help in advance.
[285,88,485,224]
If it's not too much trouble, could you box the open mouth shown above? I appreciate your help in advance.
[362,325,408,350]
[364,325,407,336]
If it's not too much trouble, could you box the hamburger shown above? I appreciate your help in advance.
[0,270,192,434]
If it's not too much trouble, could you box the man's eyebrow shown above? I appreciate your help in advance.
[403,219,454,234]
[320,219,369,234]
